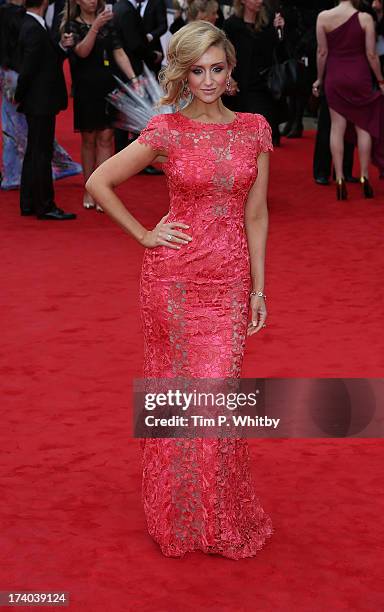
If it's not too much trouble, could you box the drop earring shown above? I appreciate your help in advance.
[226,75,231,94]
[183,80,191,96]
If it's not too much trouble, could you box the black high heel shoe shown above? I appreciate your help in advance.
[336,178,348,200]
[360,176,374,198]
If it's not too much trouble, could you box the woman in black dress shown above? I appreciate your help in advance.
[63,0,139,210]
[372,0,384,70]
[224,0,286,145]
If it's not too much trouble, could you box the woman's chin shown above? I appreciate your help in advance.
[195,91,223,103]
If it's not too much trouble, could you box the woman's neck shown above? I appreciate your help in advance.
[243,8,258,23]
[183,97,231,122]
[79,10,96,23]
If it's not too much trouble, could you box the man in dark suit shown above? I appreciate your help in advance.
[113,0,164,174]
[140,0,167,76]
[15,0,76,219]
[50,0,65,42]
[113,0,157,82]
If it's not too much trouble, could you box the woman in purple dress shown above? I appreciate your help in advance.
[313,0,384,200]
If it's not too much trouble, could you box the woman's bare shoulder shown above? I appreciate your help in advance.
[317,10,332,24]
[358,11,374,27]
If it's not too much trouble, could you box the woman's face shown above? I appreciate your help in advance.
[187,45,230,103]
[197,1,219,24]
[243,0,263,13]
[77,0,98,14]
[372,0,383,13]
[196,9,219,24]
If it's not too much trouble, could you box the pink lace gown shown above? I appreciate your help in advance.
[137,111,274,559]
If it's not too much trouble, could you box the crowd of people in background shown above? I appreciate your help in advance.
[1,0,384,217]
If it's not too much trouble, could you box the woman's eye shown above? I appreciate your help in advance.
[191,67,224,75]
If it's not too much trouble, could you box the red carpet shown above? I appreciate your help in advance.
[1,89,384,611]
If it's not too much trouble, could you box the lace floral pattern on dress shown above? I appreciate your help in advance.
[138,112,273,559]
[167,281,188,377]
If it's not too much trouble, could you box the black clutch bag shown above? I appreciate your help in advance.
[261,50,307,101]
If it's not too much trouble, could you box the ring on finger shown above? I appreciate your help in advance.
[166,233,173,241]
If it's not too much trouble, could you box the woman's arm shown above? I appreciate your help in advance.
[362,13,384,88]
[244,152,269,335]
[74,11,112,58]
[74,28,98,58]
[85,141,192,249]
[112,47,136,81]
[315,13,328,85]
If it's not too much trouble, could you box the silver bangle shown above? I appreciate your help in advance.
[250,290,266,299]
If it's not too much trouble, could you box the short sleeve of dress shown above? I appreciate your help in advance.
[137,114,169,153]
[256,114,273,155]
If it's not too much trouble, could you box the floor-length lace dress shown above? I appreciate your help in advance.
[137,111,274,559]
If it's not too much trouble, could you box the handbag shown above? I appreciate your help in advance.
[261,48,307,101]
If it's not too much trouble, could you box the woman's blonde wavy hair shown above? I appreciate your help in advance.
[233,0,269,32]
[159,21,236,107]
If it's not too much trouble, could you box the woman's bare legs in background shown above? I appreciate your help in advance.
[81,131,97,208]
[329,108,347,181]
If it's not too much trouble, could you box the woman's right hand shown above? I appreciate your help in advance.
[131,78,145,97]
[92,9,113,33]
[312,79,322,97]
[141,214,193,250]
[60,32,75,49]
[273,12,285,30]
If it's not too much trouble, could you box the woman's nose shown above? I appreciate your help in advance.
[203,72,213,85]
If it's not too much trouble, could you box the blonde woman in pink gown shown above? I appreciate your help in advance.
[86,21,273,560]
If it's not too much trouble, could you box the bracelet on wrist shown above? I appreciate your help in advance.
[250,290,266,299]
[130,75,139,82]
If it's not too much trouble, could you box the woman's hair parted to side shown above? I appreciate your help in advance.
[158,21,236,107]
[59,0,106,34]
[233,0,269,32]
